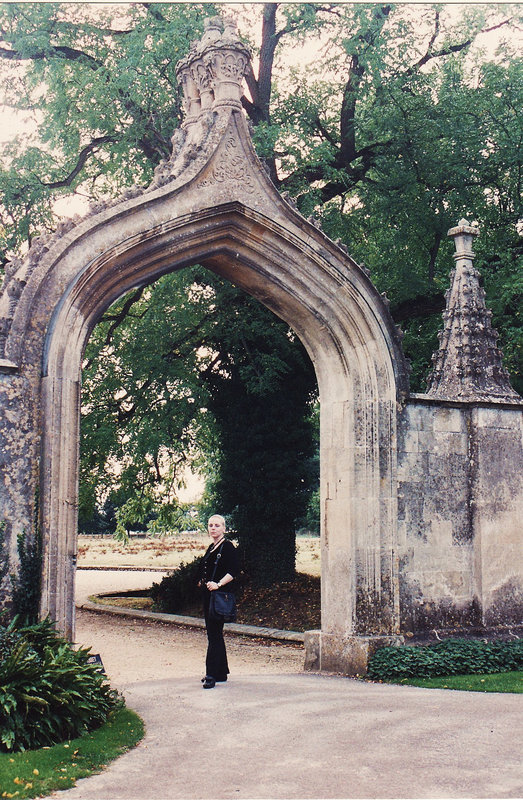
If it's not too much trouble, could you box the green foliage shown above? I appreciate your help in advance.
[198,275,317,584]
[113,495,197,541]
[268,4,523,391]
[10,531,42,625]
[80,268,213,522]
[81,268,318,583]
[0,520,9,599]
[0,617,120,752]
[0,707,144,798]
[1,3,520,382]
[78,498,117,536]
[367,638,523,681]
[150,557,204,615]
[0,2,218,254]
[296,488,320,535]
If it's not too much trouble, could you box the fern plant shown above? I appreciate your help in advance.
[0,618,121,752]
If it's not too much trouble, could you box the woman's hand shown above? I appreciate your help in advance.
[206,581,220,591]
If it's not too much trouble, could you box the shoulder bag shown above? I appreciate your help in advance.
[208,542,237,623]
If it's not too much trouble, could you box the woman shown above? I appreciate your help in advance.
[199,514,239,689]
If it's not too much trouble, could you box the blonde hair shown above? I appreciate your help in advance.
[208,514,226,529]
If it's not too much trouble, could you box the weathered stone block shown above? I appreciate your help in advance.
[303,630,321,671]
[433,407,466,433]
[319,632,404,676]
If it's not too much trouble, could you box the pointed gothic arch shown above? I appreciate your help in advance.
[36,187,407,648]
[0,61,408,665]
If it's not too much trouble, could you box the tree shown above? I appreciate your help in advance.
[0,3,216,253]
[79,268,214,535]
[244,3,522,390]
[81,266,317,583]
[194,274,317,584]
[1,3,520,386]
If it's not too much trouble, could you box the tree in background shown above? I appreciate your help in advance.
[79,268,214,539]
[0,4,521,373]
[81,266,317,584]
[242,3,522,390]
[195,274,317,583]
[0,4,521,579]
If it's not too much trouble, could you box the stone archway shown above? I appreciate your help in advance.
[0,18,409,673]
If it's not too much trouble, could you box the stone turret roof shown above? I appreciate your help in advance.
[426,219,521,403]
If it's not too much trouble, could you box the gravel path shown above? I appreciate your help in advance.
[74,570,305,688]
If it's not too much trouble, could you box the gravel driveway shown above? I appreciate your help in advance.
[75,569,305,687]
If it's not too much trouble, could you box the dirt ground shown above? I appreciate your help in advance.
[77,533,321,576]
[75,608,305,687]
[75,604,305,689]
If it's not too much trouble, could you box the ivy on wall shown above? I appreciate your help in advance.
[1,493,42,624]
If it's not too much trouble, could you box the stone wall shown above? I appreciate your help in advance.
[397,397,522,635]
[0,371,40,609]
[472,406,523,626]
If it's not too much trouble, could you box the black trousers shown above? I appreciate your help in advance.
[204,593,229,680]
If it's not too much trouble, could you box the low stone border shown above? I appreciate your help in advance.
[77,599,305,644]
[77,565,173,572]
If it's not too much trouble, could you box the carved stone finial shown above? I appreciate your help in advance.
[175,14,251,126]
[200,16,223,48]
[175,52,201,124]
[426,221,520,402]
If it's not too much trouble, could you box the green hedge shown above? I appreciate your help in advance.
[0,618,120,752]
[368,637,523,681]
[150,557,204,614]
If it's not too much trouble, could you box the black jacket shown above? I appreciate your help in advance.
[200,539,239,591]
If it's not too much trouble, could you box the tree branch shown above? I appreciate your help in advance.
[338,5,391,165]
[141,3,167,23]
[83,286,146,371]
[243,61,260,115]
[0,38,170,161]
[315,115,338,148]
[39,136,115,189]
[0,43,101,70]
[406,15,513,75]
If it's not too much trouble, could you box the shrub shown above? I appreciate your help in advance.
[0,623,21,662]
[0,617,120,752]
[368,637,523,681]
[150,557,204,614]
[10,531,42,625]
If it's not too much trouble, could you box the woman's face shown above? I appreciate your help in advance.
[208,516,226,542]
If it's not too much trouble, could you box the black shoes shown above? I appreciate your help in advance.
[201,675,227,688]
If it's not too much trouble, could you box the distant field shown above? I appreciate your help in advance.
[77,534,321,577]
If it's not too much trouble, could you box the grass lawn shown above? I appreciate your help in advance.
[390,671,523,693]
[0,707,144,799]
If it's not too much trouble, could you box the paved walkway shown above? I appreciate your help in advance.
[59,571,523,799]
[59,671,522,800]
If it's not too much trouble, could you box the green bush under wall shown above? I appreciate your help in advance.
[368,637,523,681]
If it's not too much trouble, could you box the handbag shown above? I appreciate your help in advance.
[207,541,237,623]
[209,589,237,623]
